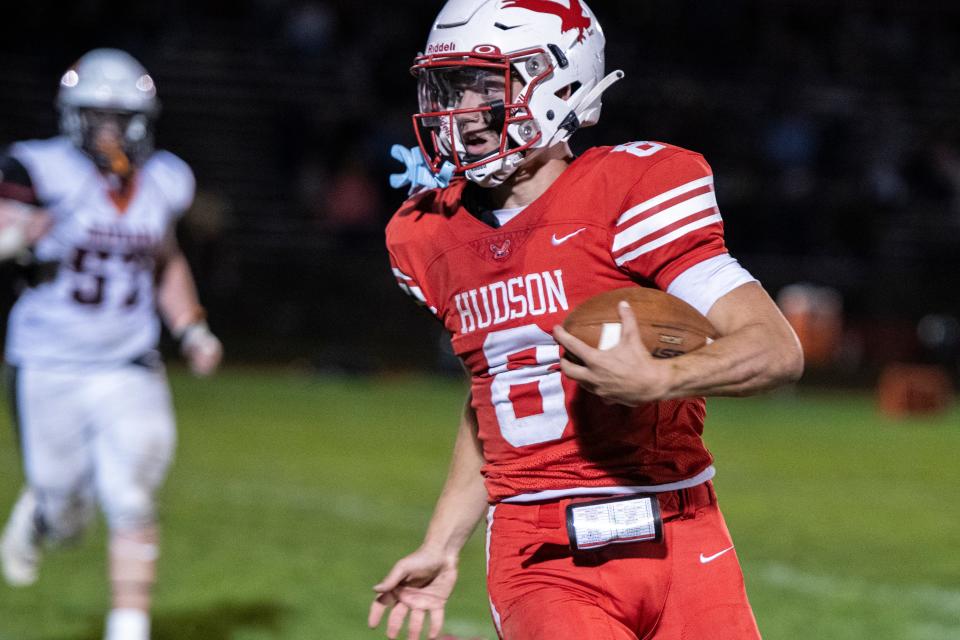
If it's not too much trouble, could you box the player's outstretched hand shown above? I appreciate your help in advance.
[554,300,671,405]
[369,547,458,640]
[180,322,223,377]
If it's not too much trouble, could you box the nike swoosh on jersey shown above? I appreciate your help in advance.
[551,227,587,246]
[699,545,735,564]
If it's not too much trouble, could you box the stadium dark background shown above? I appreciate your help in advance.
[1,0,959,380]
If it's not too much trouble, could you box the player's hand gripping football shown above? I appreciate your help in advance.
[554,300,672,406]
[369,547,458,640]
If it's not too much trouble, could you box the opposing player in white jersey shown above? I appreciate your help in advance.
[0,49,222,640]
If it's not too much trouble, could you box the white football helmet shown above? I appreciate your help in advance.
[413,0,623,187]
[57,49,159,176]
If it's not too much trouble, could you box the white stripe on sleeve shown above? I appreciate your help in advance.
[616,176,713,226]
[393,266,437,315]
[614,213,723,266]
[612,191,718,252]
[408,286,428,304]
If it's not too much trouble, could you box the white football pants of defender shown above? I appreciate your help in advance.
[14,363,176,543]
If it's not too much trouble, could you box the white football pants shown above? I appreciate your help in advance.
[12,363,176,538]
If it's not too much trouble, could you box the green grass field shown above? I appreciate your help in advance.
[0,369,958,640]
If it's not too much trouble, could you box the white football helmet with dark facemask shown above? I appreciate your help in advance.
[413,0,622,187]
[57,49,159,178]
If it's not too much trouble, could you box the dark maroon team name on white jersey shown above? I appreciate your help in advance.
[454,269,568,335]
[87,224,160,250]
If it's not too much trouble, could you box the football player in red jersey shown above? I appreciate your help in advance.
[370,1,804,639]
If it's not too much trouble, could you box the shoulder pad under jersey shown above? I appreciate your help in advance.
[142,150,196,216]
[8,137,91,207]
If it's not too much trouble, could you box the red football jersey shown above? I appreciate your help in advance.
[387,142,730,503]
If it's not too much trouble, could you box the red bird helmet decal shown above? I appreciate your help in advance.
[501,0,592,43]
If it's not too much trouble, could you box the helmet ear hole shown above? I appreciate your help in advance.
[555,82,580,100]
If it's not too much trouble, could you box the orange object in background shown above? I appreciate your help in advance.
[777,284,843,367]
[877,363,954,418]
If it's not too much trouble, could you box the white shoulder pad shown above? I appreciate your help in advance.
[8,137,91,206]
[142,151,195,216]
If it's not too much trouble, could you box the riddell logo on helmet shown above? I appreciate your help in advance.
[427,41,457,54]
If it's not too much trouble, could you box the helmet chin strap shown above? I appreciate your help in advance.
[466,151,524,188]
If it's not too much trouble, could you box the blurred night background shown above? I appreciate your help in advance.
[2,0,959,386]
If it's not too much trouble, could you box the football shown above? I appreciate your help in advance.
[562,286,717,358]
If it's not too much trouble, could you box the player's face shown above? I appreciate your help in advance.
[418,66,524,159]
[78,109,140,177]
[454,71,506,158]
[84,110,131,143]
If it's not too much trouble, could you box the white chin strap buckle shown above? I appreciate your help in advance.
[466,152,524,187]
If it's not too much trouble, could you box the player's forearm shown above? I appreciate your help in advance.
[420,474,488,562]
[654,282,803,399]
[420,397,489,559]
[156,250,205,334]
[659,318,803,399]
